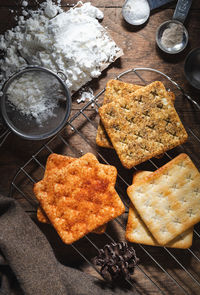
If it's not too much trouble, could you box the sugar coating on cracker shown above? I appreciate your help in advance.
[34,153,125,244]
[127,154,200,245]
[98,81,188,169]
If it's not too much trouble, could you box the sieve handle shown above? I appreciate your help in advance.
[57,71,68,82]
[148,0,174,10]
[173,0,193,23]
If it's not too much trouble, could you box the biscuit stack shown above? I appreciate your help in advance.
[126,153,200,248]
[34,153,125,244]
[96,79,188,169]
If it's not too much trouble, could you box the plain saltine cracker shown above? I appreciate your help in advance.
[126,171,193,248]
[127,154,200,245]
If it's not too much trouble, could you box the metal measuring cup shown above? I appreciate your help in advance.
[156,0,193,54]
[122,0,174,26]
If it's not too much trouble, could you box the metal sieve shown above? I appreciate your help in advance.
[0,66,71,146]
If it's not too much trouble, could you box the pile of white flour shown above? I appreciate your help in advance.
[0,0,122,94]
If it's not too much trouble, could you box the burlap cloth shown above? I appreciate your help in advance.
[0,195,135,295]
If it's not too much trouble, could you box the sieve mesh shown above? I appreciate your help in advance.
[0,66,71,141]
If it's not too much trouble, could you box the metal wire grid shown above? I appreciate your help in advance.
[10,68,200,295]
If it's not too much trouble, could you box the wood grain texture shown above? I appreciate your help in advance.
[0,1,200,294]
[0,0,200,8]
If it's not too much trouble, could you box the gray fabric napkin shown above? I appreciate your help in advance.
[0,195,134,295]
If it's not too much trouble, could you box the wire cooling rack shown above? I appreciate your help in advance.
[10,68,200,295]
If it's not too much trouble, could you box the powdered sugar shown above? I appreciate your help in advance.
[0,1,122,94]
[43,0,62,18]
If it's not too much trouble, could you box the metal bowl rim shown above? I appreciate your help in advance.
[156,20,188,55]
[0,66,72,140]
[184,48,200,90]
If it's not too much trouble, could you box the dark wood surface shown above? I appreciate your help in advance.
[0,1,200,294]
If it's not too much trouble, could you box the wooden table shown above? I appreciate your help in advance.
[0,1,200,294]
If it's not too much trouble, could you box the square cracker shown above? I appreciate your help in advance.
[127,153,200,245]
[96,79,175,149]
[36,153,107,234]
[37,207,50,223]
[34,153,125,244]
[126,171,193,248]
[36,154,75,224]
[37,206,107,234]
[98,81,188,169]
[96,80,142,148]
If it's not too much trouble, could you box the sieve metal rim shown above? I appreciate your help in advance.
[0,66,71,141]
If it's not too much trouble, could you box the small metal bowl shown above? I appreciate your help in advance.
[156,20,188,54]
[184,48,200,90]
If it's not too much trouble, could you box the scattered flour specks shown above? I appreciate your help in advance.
[77,87,95,105]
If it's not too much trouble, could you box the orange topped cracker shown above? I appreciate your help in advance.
[37,206,107,234]
[99,81,188,169]
[37,207,49,224]
[36,153,108,234]
[36,154,75,224]
[34,153,125,244]
[43,153,75,176]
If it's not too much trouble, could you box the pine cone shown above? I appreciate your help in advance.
[93,242,139,281]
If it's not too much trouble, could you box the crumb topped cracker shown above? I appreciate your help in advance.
[96,80,175,149]
[99,81,188,169]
